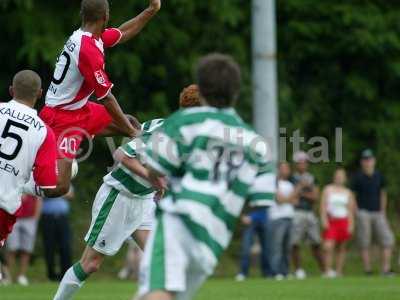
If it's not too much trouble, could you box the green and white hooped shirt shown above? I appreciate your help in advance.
[103,119,164,198]
[143,107,276,260]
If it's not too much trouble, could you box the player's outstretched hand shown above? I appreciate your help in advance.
[149,0,161,12]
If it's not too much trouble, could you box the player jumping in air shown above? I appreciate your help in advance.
[52,85,201,300]
[37,0,161,197]
[0,71,58,247]
[134,54,276,300]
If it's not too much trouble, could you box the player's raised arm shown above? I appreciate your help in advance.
[117,0,161,44]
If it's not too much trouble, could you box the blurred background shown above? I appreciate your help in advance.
[1,0,400,280]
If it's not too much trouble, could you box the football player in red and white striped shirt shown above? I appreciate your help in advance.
[40,0,161,196]
[0,70,58,247]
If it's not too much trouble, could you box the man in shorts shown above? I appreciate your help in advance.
[52,85,202,300]
[39,0,162,198]
[134,54,276,300]
[290,151,324,279]
[351,149,394,276]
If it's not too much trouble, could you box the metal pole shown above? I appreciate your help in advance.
[252,0,278,162]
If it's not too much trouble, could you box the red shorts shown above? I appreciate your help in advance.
[0,209,17,247]
[323,217,351,243]
[40,101,112,159]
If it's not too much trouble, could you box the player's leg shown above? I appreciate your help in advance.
[175,270,208,300]
[134,213,188,300]
[53,256,94,300]
[132,197,156,250]
[52,247,102,300]
[0,210,16,283]
[85,102,139,138]
[97,115,140,137]
[54,185,129,300]
[132,230,151,251]
[137,291,175,300]
[0,209,17,248]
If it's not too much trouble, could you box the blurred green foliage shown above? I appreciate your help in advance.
[1,0,400,271]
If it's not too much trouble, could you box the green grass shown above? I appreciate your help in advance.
[2,277,400,300]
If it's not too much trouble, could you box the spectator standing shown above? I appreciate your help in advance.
[268,162,298,280]
[6,195,42,286]
[291,151,325,279]
[320,168,356,278]
[236,196,273,280]
[351,149,395,276]
[41,187,74,281]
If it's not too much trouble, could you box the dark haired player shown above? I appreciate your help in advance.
[134,54,276,300]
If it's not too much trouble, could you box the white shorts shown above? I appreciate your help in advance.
[7,218,38,253]
[137,213,217,300]
[84,184,156,256]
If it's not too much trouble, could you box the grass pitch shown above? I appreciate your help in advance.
[1,277,399,300]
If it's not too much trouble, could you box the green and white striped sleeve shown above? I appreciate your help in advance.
[248,162,276,207]
[143,121,183,177]
[119,138,145,158]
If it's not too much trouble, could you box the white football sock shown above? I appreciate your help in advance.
[53,263,89,300]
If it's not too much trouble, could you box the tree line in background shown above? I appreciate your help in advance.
[1,0,400,238]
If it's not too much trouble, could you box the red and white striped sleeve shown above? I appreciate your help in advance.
[33,125,58,189]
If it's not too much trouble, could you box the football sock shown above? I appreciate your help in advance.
[53,262,90,300]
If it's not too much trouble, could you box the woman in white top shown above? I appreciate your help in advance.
[320,168,356,278]
[269,162,299,279]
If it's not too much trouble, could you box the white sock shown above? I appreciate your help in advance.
[53,263,89,300]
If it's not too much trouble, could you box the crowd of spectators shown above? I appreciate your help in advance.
[0,149,396,285]
[236,149,395,280]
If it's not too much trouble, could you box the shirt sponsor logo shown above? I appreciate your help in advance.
[94,70,107,86]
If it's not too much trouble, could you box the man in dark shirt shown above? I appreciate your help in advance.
[351,149,394,275]
[290,151,324,279]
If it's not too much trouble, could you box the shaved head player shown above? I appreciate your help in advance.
[36,0,161,197]
[0,70,58,249]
